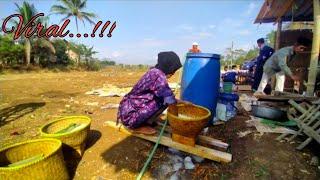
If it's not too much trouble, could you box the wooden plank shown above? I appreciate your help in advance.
[155,122,229,150]
[197,135,229,150]
[274,0,295,24]
[237,85,252,91]
[256,95,318,102]
[104,121,232,163]
[296,137,313,150]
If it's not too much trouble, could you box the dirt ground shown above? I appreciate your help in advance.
[0,67,319,180]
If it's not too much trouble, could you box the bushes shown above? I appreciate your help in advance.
[86,61,102,71]
[52,39,73,65]
[0,35,24,66]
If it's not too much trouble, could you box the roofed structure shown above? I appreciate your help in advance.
[254,0,314,24]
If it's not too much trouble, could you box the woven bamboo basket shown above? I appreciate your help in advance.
[0,138,69,180]
[40,116,91,156]
[168,104,211,146]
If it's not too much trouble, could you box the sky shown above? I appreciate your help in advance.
[0,0,276,65]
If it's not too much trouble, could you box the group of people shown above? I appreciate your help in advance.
[116,38,311,135]
[252,37,311,96]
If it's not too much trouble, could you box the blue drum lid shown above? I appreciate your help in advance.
[186,53,220,59]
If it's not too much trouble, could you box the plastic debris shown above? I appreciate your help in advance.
[168,154,183,163]
[192,155,204,163]
[85,102,99,106]
[246,116,298,134]
[237,130,253,138]
[239,94,257,111]
[202,127,209,135]
[310,156,319,166]
[159,164,173,176]
[184,156,195,170]
[173,162,183,171]
[101,103,119,109]
[85,84,131,97]
[168,148,181,155]
[169,171,179,180]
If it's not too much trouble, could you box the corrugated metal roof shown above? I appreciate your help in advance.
[254,0,314,24]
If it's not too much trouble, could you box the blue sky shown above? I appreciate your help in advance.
[0,0,275,65]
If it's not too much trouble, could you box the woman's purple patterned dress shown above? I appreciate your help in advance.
[117,68,176,128]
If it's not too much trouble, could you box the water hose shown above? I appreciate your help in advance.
[136,119,168,180]
[137,55,184,179]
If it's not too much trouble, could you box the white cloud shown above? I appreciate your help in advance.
[238,43,254,51]
[198,31,214,38]
[140,38,167,47]
[177,24,194,32]
[208,24,216,29]
[219,18,244,28]
[238,29,251,36]
[245,2,257,16]
[112,51,123,58]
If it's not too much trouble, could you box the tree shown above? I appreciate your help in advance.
[80,45,97,65]
[100,58,116,66]
[14,2,55,66]
[52,39,70,65]
[223,46,259,67]
[266,30,276,49]
[13,2,38,66]
[0,34,24,66]
[51,0,96,31]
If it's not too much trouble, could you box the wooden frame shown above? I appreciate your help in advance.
[277,100,320,150]
[104,121,232,163]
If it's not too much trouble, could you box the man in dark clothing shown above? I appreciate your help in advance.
[252,38,274,91]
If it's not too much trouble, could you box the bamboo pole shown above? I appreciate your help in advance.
[272,20,283,89]
[275,20,282,50]
[306,0,320,96]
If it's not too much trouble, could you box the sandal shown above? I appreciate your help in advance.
[131,126,157,135]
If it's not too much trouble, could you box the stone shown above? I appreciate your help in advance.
[169,171,179,180]
[192,155,204,163]
[168,154,183,163]
[310,156,319,166]
[173,162,183,171]
[168,147,181,155]
[184,156,195,170]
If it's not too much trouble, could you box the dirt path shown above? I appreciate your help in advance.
[0,68,319,179]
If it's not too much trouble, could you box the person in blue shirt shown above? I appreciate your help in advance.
[252,38,274,92]
[223,65,237,84]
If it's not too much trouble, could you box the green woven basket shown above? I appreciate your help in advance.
[0,138,69,180]
[40,116,91,156]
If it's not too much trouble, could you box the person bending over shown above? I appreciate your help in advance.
[117,51,189,135]
[254,37,311,96]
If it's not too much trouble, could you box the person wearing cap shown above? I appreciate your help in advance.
[189,42,201,53]
[117,51,191,135]
[252,38,274,92]
[254,37,311,96]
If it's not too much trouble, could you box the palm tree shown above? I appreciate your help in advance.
[82,45,97,65]
[50,0,96,31]
[14,2,55,66]
[14,2,37,66]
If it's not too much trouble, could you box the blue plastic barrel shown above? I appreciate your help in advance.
[180,53,221,118]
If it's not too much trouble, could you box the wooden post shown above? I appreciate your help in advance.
[271,20,283,89]
[306,0,320,96]
[275,20,282,50]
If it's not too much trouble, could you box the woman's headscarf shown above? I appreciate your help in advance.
[155,51,182,75]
